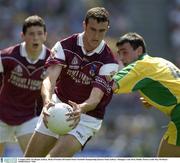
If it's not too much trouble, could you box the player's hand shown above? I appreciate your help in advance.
[42,101,55,128]
[67,100,81,129]
[140,97,152,109]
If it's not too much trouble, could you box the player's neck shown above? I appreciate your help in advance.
[26,48,41,61]
[83,35,96,53]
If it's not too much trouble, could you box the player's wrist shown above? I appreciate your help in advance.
[78,104,84,113]
[44,100,49,105]
[44,99,51,107]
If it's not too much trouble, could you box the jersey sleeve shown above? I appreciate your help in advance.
[93,50,119,94]
[113,62,141,94]
[45,41,67,68]
[99,63,119,76]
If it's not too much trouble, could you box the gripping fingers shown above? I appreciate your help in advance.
[67,100,81,128]
[66,111,80,129]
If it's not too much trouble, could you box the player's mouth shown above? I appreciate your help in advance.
[32,43,39,48]
[92,40,99,43]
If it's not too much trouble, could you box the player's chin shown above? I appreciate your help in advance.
[91,42,100,49]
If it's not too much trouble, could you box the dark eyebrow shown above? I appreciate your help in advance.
[90,27,106,32]
[119,47,127,51]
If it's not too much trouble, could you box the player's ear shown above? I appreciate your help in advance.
[137,46,143,55]
[20,32,25,41]
[83,21,86,30]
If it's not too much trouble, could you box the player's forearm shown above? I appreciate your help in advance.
[79,87,104,113]
[79,99,99,113]
[41,77,56,105]
[41,65,62,105]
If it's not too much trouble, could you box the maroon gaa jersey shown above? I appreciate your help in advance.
[46,33,119,119]
[0,42,51,125]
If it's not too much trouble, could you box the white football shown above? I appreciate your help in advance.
[47,103,74,135]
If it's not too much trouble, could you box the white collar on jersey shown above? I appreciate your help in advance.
[20,42,46,64]
[77,32,105,56]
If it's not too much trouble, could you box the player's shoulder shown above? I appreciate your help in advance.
[0,44,20,56]
[135,54,160,73]
[100,42,117,63]
[59,33,78,44]
[103,43,114,55]
[54,33,78,50]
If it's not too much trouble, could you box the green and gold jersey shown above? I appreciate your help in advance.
[113,53,180,116]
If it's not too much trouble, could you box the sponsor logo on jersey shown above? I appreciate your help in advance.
[12,65,23,76]
[8,65,43,90]
[69,56,79,69]
[71,56,78,65]
[89,64,97,77]
[67,69,92,85]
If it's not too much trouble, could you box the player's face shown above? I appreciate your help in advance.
[117,42,139,66]
[83,18,109,51]
[21,26,47,54]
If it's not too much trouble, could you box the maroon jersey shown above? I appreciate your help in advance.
[46,33,119,119]
[0,43,51,125]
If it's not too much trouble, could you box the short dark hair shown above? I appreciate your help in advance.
[85,7,110,25]
[22,15,46,34]
[116,32,146,53]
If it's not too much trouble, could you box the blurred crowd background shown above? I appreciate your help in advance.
[1,0,180,157]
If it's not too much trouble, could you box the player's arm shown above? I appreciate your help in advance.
[41,65,62,106]
[68,87,104,128]
[42,40,65,105]
[71,87,104,113]
[41,64,62,127]
[112,63,141,94]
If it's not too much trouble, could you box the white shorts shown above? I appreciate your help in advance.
[0,117,39,143]
[35,94,103,146]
